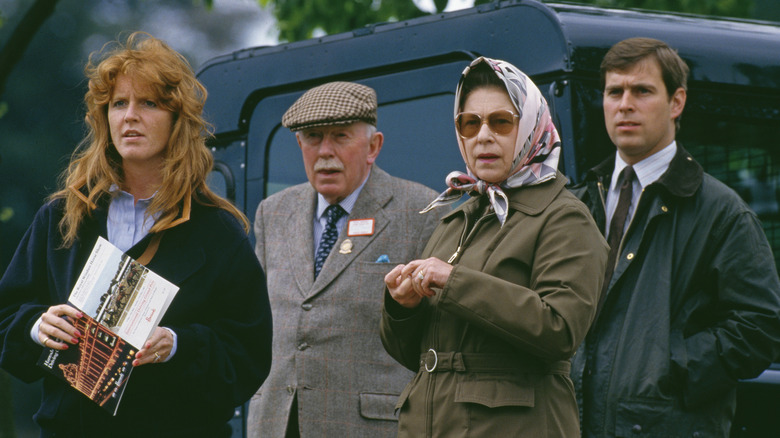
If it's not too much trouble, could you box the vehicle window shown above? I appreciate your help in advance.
[682,116,780,272]
[374,93,464,191]
[265,128,302,197]
[206,161,236,203]
[204,139,248,212]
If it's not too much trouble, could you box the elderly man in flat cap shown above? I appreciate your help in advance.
[247,81,446,438]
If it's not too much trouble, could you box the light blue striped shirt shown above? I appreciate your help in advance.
[606,141,677,238]
[107,186,157,252]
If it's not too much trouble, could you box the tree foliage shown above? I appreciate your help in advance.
[566,0,753,19]
[257,0,486,42]
[257,0,756,43]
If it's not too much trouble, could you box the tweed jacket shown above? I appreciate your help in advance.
[248,166,444,437]
[0,197,272,437]
[381,172,608,437]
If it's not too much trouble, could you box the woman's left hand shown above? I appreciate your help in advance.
[133,327,173,367]
[403,257,453,297]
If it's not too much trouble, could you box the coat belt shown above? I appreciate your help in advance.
[419,349,570,375]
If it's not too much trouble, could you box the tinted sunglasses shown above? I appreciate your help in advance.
[455,110,519,138]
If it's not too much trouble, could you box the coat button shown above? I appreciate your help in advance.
[297,342,310,351]
[632,424,642,434]
[301,303,313,311]
[286,385,294,395]
[626,253,634,260]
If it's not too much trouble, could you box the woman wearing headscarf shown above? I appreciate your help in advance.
[380,57,608,437]
[0,32,271,437]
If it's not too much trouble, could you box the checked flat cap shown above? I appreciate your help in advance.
[282,81,377,131]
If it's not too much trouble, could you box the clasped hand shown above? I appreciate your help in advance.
[384,257,453,308]
[39,304,172,367]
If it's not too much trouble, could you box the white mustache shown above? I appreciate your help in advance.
[314,158,344,172]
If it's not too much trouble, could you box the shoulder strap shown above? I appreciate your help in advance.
[136,232,164,266]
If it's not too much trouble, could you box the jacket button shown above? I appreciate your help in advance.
[286,385,294,395]
[632,424,642,434]
[661,206,668,212]
[297,342,310,351]
[626,253,634,260]
[301,303,313,311]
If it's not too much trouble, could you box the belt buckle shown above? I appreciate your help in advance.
[424,348,438,373]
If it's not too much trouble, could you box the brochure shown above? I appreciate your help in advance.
[37,237,179,415]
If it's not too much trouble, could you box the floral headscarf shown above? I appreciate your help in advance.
[421,57,561,226]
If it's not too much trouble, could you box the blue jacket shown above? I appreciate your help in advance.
[0,197,272,437]
[570,146,780,437]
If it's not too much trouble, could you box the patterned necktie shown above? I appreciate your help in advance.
[314,204,347,278]
[601,166,635,299]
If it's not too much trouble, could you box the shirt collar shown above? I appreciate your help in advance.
[315,171,370,220]
[611,141,677,191]
[109,184,156,204]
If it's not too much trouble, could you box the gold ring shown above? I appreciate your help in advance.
[154,352,161,362]
[43,338,49,347]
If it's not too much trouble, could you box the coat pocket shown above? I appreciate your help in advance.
[359,392,400,421]
[356,261,395,299]
[453,373,537,436]
[454,372,534,408]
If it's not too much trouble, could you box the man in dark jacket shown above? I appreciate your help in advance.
[570,37,780,437]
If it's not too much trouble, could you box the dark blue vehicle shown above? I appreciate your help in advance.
[196,1,780,436]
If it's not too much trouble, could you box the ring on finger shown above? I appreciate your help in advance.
[154,352,161,363]
[43,338,49,347]
[417,271,425,281]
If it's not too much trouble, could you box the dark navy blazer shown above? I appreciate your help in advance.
[0,197,272,437]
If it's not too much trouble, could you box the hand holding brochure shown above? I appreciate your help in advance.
[38,237,179,415]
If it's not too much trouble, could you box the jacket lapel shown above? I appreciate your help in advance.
[286,187,317,296]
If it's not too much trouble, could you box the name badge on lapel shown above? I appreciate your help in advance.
[347,219,374,237]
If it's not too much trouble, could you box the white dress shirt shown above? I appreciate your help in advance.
[605,141,677,239]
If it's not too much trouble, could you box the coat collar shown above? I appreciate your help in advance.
[586,144,703,198]
[69,178,192,230]
[72,197,203,285]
